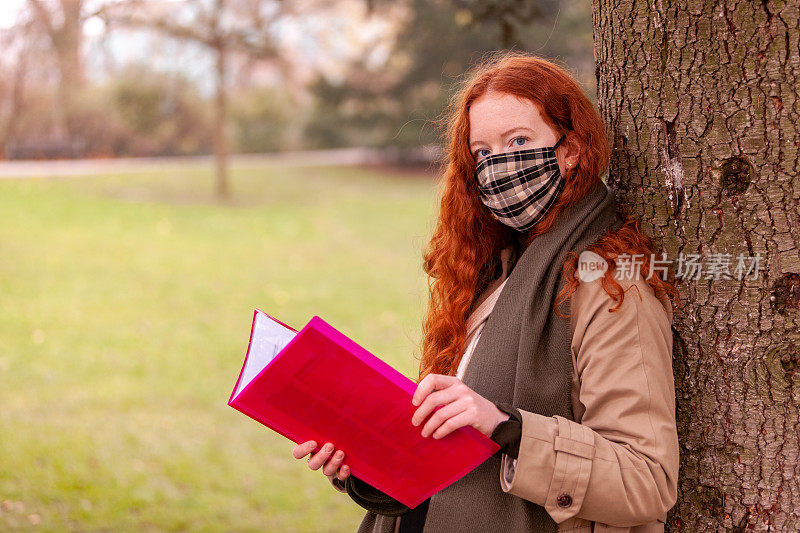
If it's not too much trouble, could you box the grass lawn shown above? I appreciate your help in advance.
[0,162,438,531]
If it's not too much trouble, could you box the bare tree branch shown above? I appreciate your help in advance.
[97,0,285,199]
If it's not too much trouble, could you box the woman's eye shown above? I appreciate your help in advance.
[511,137,528,147]
[475,148,490,159]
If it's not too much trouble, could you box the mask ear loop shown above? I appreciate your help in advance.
[554,134,573,174]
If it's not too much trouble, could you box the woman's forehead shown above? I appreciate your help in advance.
[469,92,545,143]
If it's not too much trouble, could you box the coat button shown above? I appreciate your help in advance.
[556,493,572,508]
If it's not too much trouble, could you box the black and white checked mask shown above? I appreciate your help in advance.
[474,134,566,231]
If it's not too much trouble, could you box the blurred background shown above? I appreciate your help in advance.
[0,0,594,530]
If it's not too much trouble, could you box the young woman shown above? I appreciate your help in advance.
[293,51,680,533]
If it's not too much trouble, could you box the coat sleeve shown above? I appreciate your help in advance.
[330,473,412,516]
[323,449,409,513]
[498,272,680,527]
[330,475,348,493]
[342,475,411,516]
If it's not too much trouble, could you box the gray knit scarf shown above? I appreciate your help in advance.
[357,179,621,533]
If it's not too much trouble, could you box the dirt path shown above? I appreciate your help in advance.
[0,147,437,178]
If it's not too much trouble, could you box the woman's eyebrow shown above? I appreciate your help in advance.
[469,126,536,148]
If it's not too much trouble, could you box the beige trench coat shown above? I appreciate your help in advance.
[332,253,679,533]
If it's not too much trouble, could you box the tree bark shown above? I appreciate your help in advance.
[592,0,800,530]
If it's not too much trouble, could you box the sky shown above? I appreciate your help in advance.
[0,0,25,28]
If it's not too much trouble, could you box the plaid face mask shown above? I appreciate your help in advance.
[474,134,566,231]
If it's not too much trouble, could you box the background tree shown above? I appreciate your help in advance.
[102,66,214,156]
[452,0,559,49]
[592,0,800,529]
[1,9,82,159]
[102,0,285,199]
[309,0,592,152]
[26,0,93,140]
[0,24,32,156]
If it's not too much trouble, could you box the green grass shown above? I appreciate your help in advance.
[0,163,438,531]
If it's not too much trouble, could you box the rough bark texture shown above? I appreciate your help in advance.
[592,0,800,530]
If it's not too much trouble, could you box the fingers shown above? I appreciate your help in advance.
[308,442,335,470]
[411,381,467,427]
[293,440,318,459]
[296,441,350,482]
[420,397,470,438]
[430,409,473,440]
[412,373,458,407]
[322,448,346,477]
[336,464,350,481]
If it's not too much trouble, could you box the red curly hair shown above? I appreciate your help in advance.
[417,50,679,382]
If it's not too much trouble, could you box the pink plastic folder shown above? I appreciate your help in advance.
[228,309,500,509]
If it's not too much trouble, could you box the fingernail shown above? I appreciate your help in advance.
[309,441,317,448]
[335,451,343,458]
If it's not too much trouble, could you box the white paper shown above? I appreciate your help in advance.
[233,312,296,399]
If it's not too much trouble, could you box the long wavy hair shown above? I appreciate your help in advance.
[417,50,679,382]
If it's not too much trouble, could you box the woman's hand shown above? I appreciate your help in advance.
[293,440,350,485]
[411,374,511,439]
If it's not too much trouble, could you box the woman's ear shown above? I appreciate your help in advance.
[559,133,580,171]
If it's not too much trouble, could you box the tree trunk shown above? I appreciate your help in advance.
[56,0,85,137]
[592,0,799,530]
[28,0,85,138]
[213,45,230,200]
[0,53,27,156]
